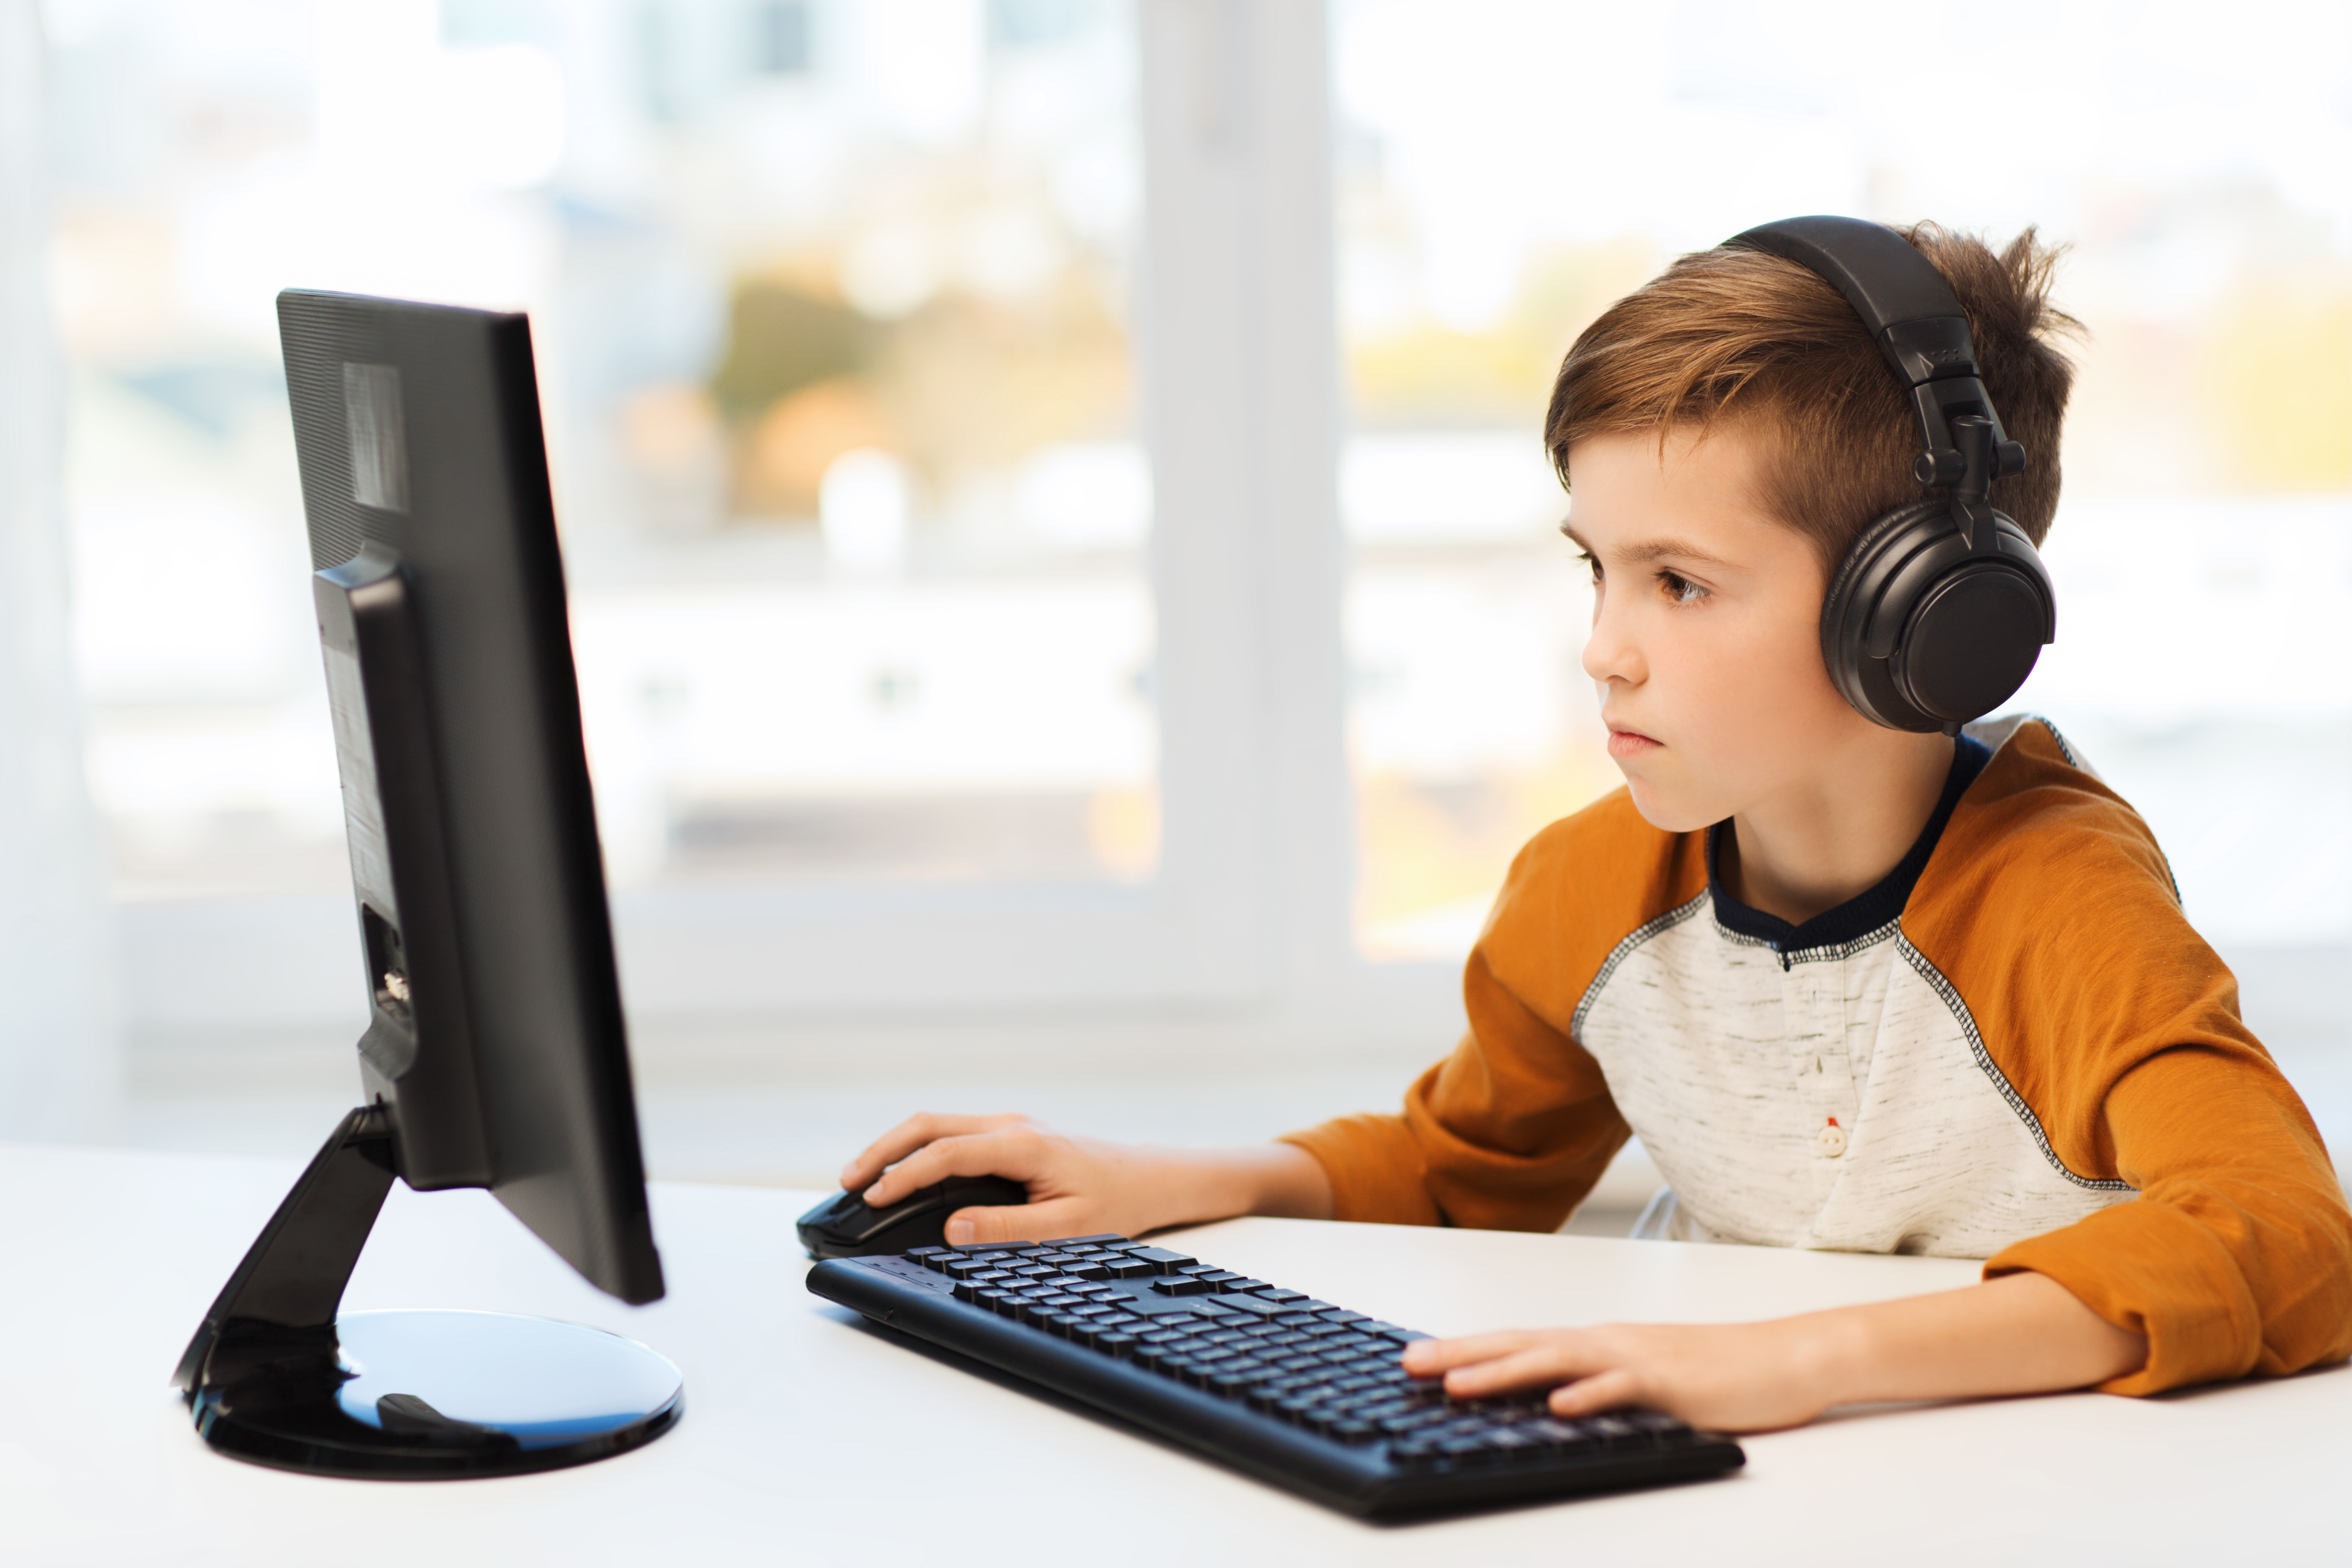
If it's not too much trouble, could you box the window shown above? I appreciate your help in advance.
[57,0,1376,1059]
[42,1,2349,1109]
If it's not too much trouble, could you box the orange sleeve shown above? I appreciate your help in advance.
[1984,1044,2350,1392]
[1922,725,2352,1392]
[1281,792,1701,1230]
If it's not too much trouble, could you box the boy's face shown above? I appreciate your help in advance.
[1566,426,1879,833]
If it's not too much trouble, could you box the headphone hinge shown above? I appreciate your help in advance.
[1946,414,2016,552]
[1911,388,2029,551]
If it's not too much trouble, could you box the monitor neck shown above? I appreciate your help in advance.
[172,1103,397,1394]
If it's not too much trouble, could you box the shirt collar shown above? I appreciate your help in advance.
[1705,734,1992,956]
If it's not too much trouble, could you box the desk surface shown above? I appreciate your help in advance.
[3,1142,2342,1567]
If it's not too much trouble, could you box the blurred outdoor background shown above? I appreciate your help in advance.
[6,0,2347,1226]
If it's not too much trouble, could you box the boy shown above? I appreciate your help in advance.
[837,222,2352,1432]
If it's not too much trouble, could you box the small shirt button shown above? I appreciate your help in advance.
[1815,1121,1848,1158]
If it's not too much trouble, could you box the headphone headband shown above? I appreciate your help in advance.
[1726,216,2024,535]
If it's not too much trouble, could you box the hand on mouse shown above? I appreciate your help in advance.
[840,1113,1335,1245]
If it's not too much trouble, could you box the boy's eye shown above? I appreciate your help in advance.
[1659,570,1708,605]
[1577,550,1600,583]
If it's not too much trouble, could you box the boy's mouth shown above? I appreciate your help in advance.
[1606,726,1663,759]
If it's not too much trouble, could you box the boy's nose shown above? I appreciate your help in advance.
[1582,610,1644,686]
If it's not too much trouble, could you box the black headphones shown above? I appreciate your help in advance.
[1725,216,2055,734]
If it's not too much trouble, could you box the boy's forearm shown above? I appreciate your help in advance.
[1803,1271,2146,1407]
[1141,1143,1335,1231]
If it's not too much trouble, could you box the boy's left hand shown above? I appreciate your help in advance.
[1400,1320,1836,1434]
[1396,1273,2148,1434]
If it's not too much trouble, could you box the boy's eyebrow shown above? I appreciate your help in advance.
[1558,520,1734,568]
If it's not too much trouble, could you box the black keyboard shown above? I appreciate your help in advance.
[806,1232,1744,1516]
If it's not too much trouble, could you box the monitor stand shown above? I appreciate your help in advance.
[173,1105,683,1478]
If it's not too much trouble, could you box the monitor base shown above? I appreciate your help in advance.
[189,1308,683,1479]
[176,1105,682,1479]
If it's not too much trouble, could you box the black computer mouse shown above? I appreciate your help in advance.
[796,1174,1031,1259]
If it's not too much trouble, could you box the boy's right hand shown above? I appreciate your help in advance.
[839,1113,1335,1245]
[840,1113,1177,1245]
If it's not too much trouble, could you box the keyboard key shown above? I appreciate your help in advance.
[1124,1247,1195,1271]
[1256,1289,1306,1303]
[1624,1409,1688,1440]
[1589,1416,1640,1447]
[1043,1234,1124,1247]
[1376,1410,1448,1435]
[1149,1276,1216,1297]
[1100,1257,1157,1279]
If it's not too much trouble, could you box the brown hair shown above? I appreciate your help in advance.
[1544,223,2080,566]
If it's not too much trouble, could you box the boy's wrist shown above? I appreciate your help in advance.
[1779,1304,1873,1417]
[1127,1144,1333,1236]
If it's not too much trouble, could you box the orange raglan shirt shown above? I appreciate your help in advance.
[1283,717,2352,1395]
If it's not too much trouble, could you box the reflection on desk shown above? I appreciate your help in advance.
[2,1143,2342,1567]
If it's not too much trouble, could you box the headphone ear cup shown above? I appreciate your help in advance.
[1820,501,2055,732]
[1820,501,1948,731]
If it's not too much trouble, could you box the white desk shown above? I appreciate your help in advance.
[3,1142,2342,1566]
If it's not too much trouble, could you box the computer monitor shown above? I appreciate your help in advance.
[171,290,679,1480]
